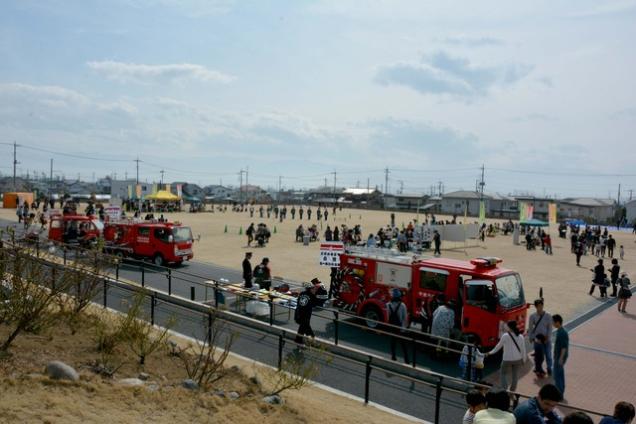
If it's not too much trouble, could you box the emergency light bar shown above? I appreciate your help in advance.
[470,257,503,267]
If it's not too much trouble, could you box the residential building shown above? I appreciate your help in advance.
[440,190,490,216]
[626,199,636,225]
[558,198,616,224]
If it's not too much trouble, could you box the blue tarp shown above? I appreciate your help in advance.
[520,219,549,227]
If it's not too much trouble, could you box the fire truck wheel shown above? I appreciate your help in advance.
[362,306,382,329]
[153,254,164,267]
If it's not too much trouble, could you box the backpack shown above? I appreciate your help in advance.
[388,302,402,326]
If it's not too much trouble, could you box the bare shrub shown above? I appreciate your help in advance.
[173,313,236,389]
[121,293,174,367]
[0,243,73,352]
[263,345,331,396]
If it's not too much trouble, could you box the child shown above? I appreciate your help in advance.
[620,245,625,260]
[463,389,486,424]
[533,333,547,378]
[460,336,485,382]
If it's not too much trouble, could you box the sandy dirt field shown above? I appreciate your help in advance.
[2,205,635,321]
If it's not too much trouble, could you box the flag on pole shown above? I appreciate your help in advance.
[152,183,158,195]
[135,184,142,199]
[479,200,486,223]
[548,203,557,224]
[519,202,527,221]
[127,185,132,199]
[527,204,534,220]
[176,184,182,198]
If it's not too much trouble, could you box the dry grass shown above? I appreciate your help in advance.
[0,308,414,424]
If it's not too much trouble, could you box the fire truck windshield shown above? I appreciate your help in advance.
[172,227,193,242]
[495,273,525,309]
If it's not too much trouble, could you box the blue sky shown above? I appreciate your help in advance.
[1,0,635,198]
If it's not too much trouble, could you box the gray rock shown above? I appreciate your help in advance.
[213,389,225,397]
[262,395,283,405]
[118,378,145,387]
[138,372,150,381]
[46,361,79,382]
[228,391,240,400]
[182,379,199,390]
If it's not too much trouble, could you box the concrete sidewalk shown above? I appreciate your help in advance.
[514,299,636,419]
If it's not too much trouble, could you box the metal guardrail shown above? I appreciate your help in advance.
[0,231,610,422]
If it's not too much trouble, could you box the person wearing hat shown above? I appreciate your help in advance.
[294,282,321,346]
[387,288,409,363]
[253,257,272,290]
[311,278,329,306]
[242,252,253,289]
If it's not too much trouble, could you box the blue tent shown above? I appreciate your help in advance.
[565,218,586,226]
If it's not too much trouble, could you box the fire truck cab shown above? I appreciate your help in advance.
[334,249,528,347]
[48,214,103,246]
[103,220,194,266]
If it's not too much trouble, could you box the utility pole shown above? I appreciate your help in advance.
[246,166,249,191]
[134,157,140,184]
[384,167,390,195]
[438,181,443,197]
[367,178,370,194]
[398,180,404,194]
[238,169,245,203]
[13,141,18,191]
[49,158,53,203]
[332,171,337,203]
[629,189,633,201]
[617,183,621,206]
[278,176,282,202]
[160,170,165,185]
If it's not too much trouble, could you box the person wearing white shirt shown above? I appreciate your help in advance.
[486,320,526,393]
[474,389,516,424]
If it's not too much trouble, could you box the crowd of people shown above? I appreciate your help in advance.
[464,383,635,424]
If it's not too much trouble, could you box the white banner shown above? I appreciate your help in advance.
[105,205,122,221]
[319,241,344,267]
[417,224,480,243]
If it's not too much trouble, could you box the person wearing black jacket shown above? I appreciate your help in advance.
[589,259,606,297]
[610,258,621,297]
[294,279,328,346]
[242,252,253,288]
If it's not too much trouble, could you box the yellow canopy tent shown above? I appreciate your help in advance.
[144,190,180,201]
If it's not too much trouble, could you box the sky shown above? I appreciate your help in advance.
[0,0,635,199]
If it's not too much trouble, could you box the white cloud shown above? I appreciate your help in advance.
[86,61,236,84]
[375,51,532,99]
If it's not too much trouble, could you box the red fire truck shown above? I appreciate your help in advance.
[333,249,528,347]
[48,214,103,246]
[103,220,194,266]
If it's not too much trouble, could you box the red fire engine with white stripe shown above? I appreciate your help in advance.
[332,248,528,347]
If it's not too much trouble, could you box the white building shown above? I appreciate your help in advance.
[626,199,636,225]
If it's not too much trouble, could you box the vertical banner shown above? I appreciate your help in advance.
[527,204,534,220]
[135,184,142,199]
[152,183,158,195]
[165,183,171,194]
[127,185,133,199]
[479,200,486,223]
[548,203,557,224]
[519,202,527,221]
[176,184,182,198]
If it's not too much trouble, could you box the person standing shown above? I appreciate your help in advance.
[299,206,304,220]
[617,273,632,313]
[324,226,333,241]
[610,259,621,297]
[527,299,553,378]
[253,257,272,290]
[246,223,255,246]
[307,207,312,220]
[294,282,320,346]
[575,239,584,266]
[324,209,329,221]
[552,314,569,397]
[387,288,409,363]
[514,384,563,424]
[589,259,606,296]
[620,245,625,260]
[433,230,441,256]
[485,320,526,393]
[242,252,253,288]
[431,297,455,355]
[607,235,616,258]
